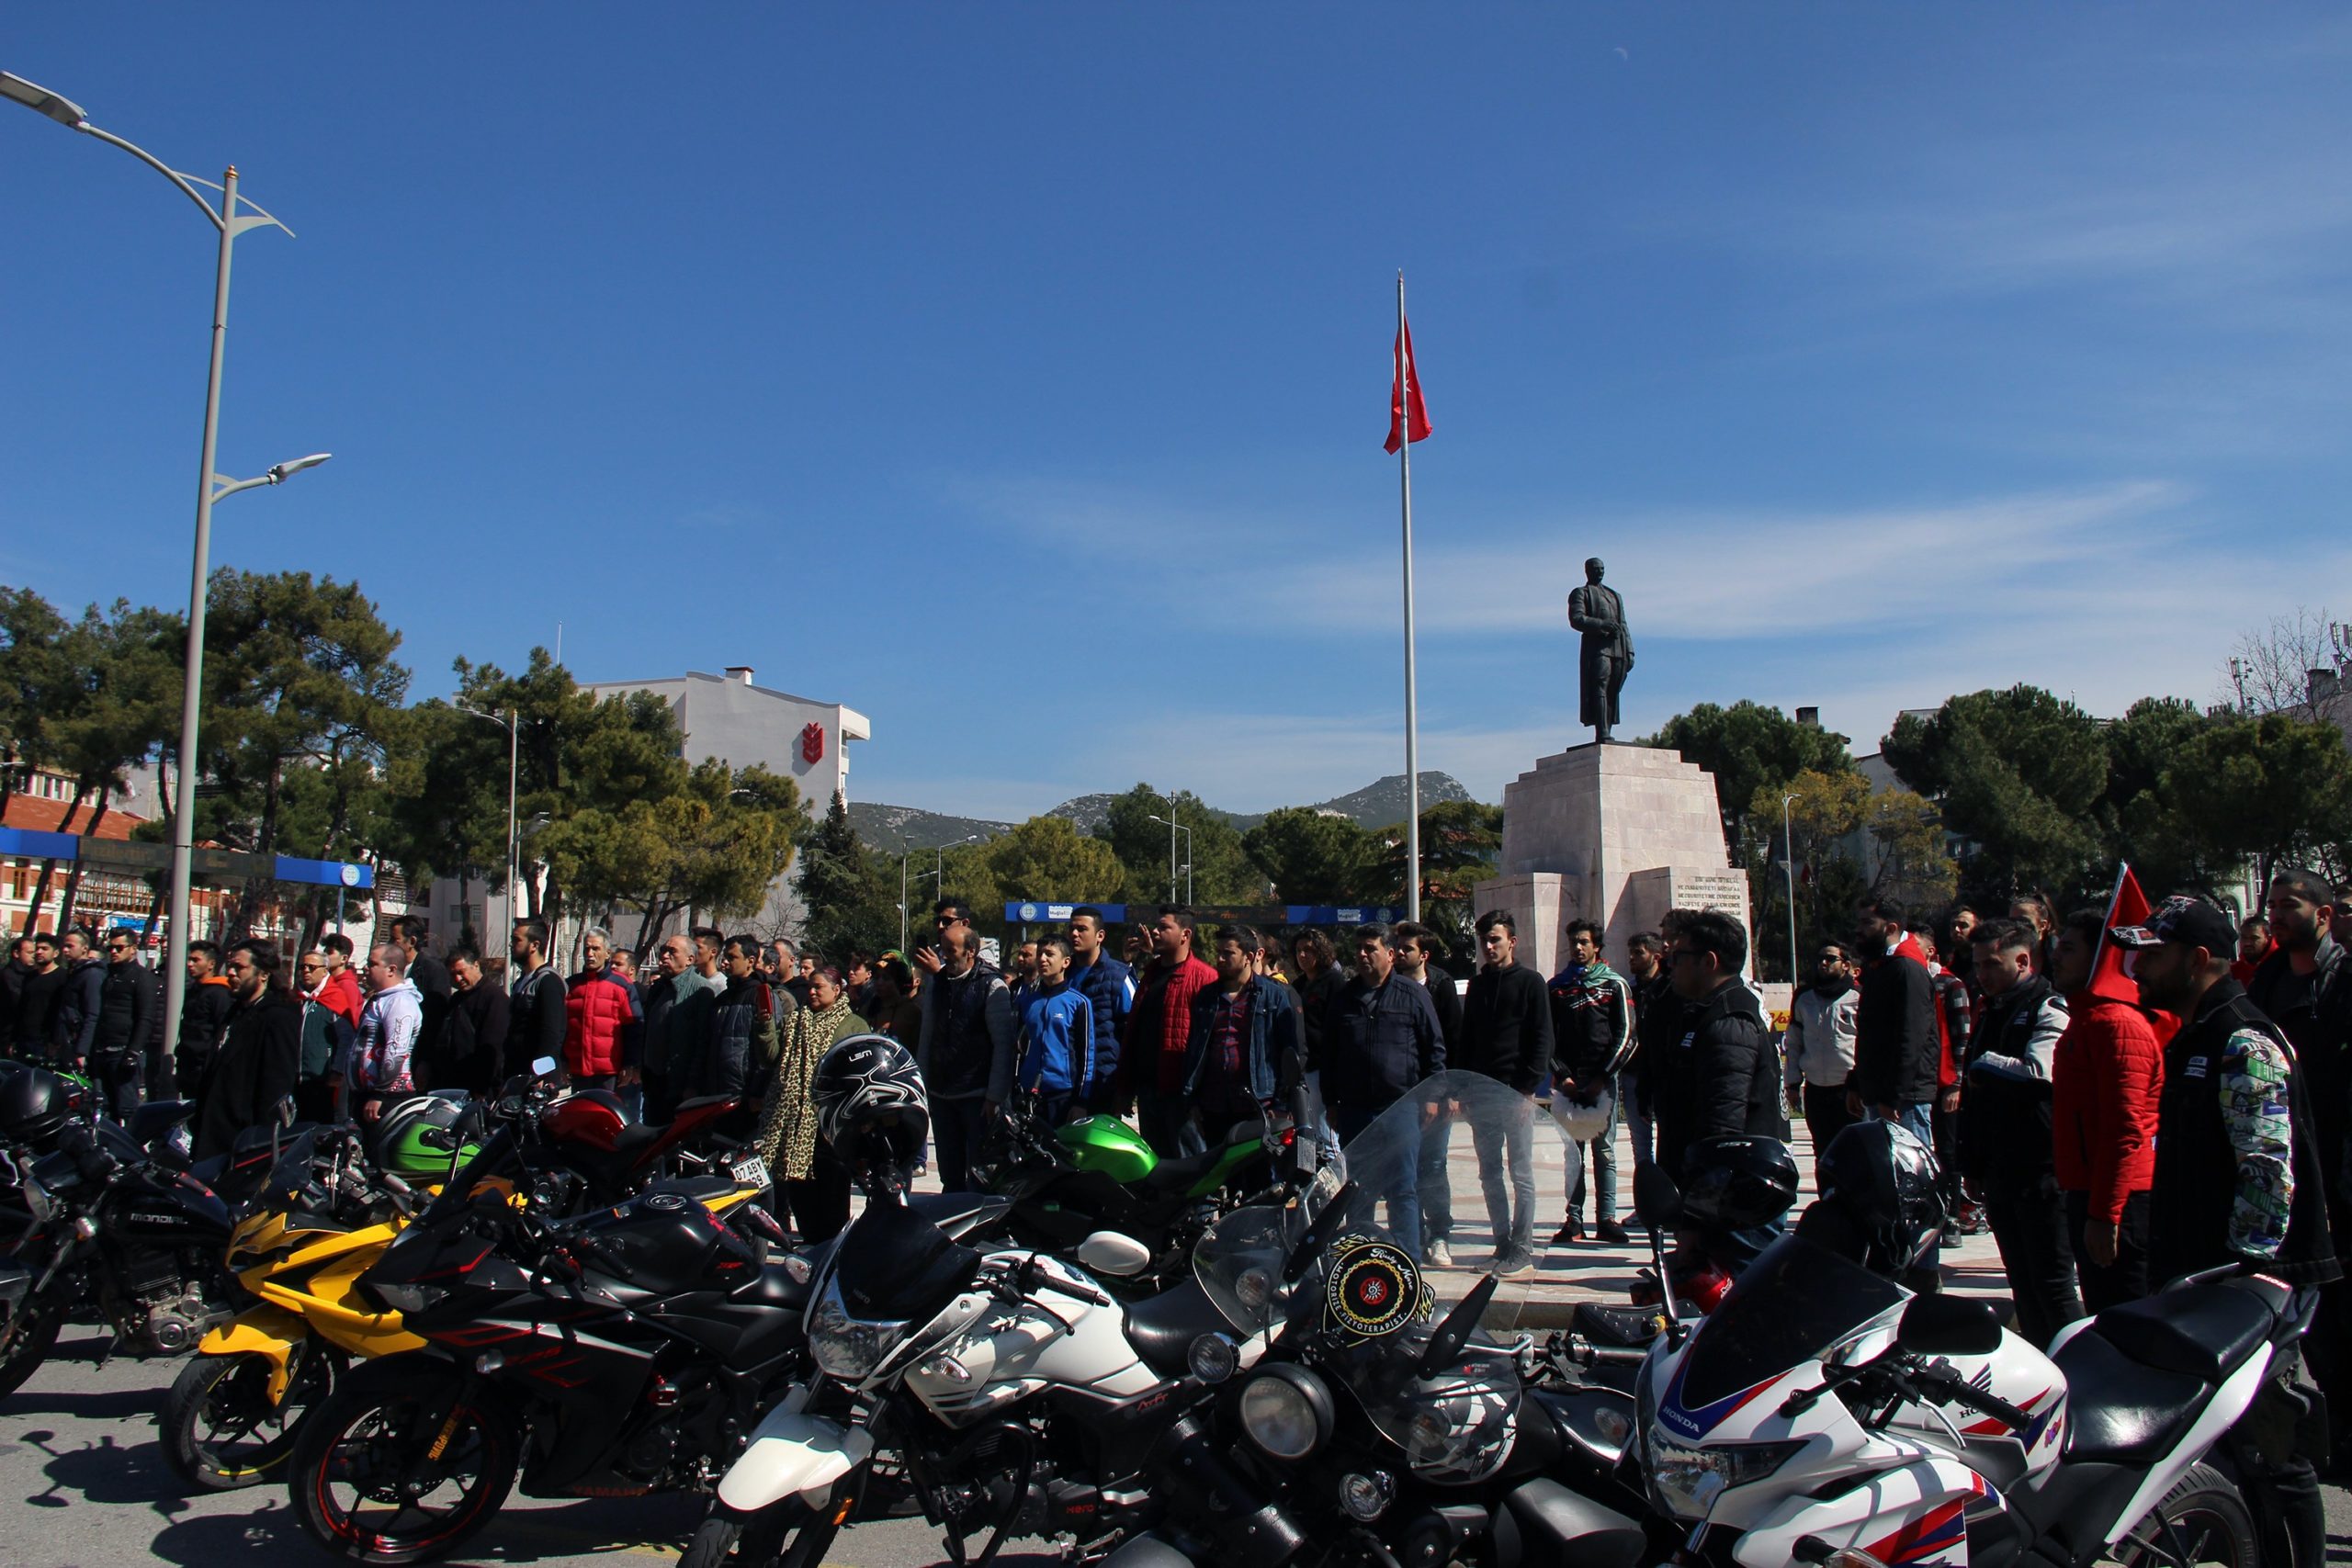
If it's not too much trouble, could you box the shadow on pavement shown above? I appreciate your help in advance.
[19,1427,186,1509]
[4,1383,165,1422]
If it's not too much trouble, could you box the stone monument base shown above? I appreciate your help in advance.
[1471,742,1748,978]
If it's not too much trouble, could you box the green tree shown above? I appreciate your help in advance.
[0,585,74,823]
[1867,788,1959,911]
[1882,685,2109,899]
[794,791,901,959]
[2095,697,2222,897]
[51,601,182,931]
[539,759,801,949]
[2146,713,2352,897]
[983,817,1128,906]
[1647,701,1854,855]
[1244,807,1375,903]
[1746,770,1871,981]
[1096,784,1265,905]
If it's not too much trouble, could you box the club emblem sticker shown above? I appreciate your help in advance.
[1325,1235,1433,1339]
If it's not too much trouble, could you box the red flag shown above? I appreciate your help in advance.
[1385,313,1431,454]
[2096,863,2179,1045]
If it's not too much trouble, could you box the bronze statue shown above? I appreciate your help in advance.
[1566,558,1633,743]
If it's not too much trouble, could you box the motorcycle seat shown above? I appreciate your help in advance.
[1136,1142,1239,1196]
[1121,1276,1230,1377]
[2052,1326,2209,1462]
[2086,1283,2272,1384]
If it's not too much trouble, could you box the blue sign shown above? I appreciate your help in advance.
[0,828,82,860]
[1005,902,1127,925]
[274,855,375,890]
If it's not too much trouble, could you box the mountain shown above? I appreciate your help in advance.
[851,771,1478,851]
[845,801,1012,854]
[1307,772,1475,829]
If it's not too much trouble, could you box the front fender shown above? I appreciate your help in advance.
[197,1305,308,1404]
[717,1407,873,1514]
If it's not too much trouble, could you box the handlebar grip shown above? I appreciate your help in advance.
[1916,1359,2032,1432]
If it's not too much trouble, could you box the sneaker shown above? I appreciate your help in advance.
[1594,1220,1633,1247]
[1425,1238,1454,1269]
[1490,1249,1538,1278]
[1551,1216,1586,1245]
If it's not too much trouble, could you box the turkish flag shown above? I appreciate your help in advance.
[2098,863,2178,1044]
[1385,313,1431,454]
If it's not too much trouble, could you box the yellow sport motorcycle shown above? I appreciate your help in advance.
[163,1081,774,1490]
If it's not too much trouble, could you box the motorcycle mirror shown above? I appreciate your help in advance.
[1283,1179,1359,1283]
[1632,1160,1681,1228]
[1895,1293,2004,1358]
[1072,1230,1152,1278]
[379,1171,416,1218]
[1417,1272,1498,1380]
[531,1056,560,1079]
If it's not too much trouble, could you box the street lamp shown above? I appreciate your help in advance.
[5,69,311,1047]
[1148,816,1193,905]
[457,705,520,931]
[1781,793,1801,989]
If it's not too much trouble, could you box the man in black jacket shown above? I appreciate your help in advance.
[1325,925,1447,1262]
[0,935,28,1055]
[177,940,237,1091]
[1442,911,1552,1270]
[1846,896,1939,1149]
[12,933,67,1064]
[1548,919,1633,1246]
[91,931,154,1116]
[1656,911,1786,1269]
[432,943,510,1096]
[507,918,569,1077]
[195,941,301,1160]
[394,915,453,1082]
[52,928,105,1071]
[1962,919,2079,1348]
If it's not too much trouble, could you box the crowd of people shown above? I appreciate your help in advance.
[3,869,2346,1461]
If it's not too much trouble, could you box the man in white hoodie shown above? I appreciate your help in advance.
[351,943,423,1122]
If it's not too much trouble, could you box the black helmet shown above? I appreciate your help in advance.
[1678,1135,1801,1231]
[811,1033,928,1171]
[0,1066,76,1144]
[1803,1120,1942,1276]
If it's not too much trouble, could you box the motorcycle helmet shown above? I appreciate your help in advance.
[371,1094,483,1179]
[0,1066,75,1144]
[1676,1135,1801,1232]
[1548,1083,1616,1145]
[1804,1119,1943,1276]
[812,1033,928,1171]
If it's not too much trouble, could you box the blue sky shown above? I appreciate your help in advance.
[6,7,2349,820]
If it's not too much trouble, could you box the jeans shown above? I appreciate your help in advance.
[2065,1188,2150,1313]
[1562,1091,1621,1225]
[1419,1116,1456,1245]
[1983,1176,2085,1348]
[1475,1113,1538,1255]
[1623,1084,1655,1170]
[89,1050,143,1119]
[933,1097,991,1192]
[617,1079,644,1123]
[1024,1089,1077,1126]
[1871,1101,1937,1149]
[1334,1106,1423,1261]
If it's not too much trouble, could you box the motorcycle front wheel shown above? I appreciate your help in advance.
[163,1347,335,1490]
[288,1360,519,1565]
[681,1502,843,1568]
[2120,1461,2257,1568]
[0,1302,63,1401]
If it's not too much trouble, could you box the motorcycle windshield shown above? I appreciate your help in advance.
[254,1129,324,1216]
[1198,1071,1543,1483]
[1675,1234,1905,1410]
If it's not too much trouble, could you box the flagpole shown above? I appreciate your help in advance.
[1398,272,1422,923]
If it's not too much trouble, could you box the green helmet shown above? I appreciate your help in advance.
[1053,1114,1156,1184]
[372,1095,482,1180]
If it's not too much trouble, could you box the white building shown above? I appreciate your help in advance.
[417,666,871,961]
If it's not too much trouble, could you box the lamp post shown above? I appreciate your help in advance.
[457,706,520,934]
[4,69,311,1047]
[1151,794,1182,905]
[1781,792,1801,989]
[1148,816,1193,905]
[900,852,946,955]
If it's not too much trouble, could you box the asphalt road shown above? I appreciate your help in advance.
[0,1328,2346,1568]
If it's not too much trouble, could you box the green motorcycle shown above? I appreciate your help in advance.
[972,1101,1277,1293]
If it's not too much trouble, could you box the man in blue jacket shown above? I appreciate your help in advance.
[1181,925,1301,1137]
[1065,907,1134,1111]
[1016,935,1096,1124]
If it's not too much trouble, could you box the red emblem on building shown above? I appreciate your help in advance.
[800,722,826,765]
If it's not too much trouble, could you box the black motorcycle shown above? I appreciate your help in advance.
[284,1117,1008,1565]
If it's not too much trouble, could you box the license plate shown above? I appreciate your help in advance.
[730,1156,769,1188]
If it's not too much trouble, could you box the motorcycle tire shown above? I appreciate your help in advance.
[163,1348,334,1491]
[288,1359,519,1565]
[0,1305,63,1401]
[680,1503,839,1568]
[2122,1461,2257,1568]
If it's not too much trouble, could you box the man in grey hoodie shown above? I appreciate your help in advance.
[350,944,423,1122]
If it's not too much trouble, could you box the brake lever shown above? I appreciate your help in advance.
[1910,1356,2032,1431]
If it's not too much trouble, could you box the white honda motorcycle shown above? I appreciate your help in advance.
[1627,1199,2315,1567]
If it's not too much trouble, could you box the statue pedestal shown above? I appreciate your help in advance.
[1472,743,1748,978]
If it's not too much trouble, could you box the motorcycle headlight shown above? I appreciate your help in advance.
[1239,1366,1333,1461]
[369,1280,448,1316]
[808,1279,909,1382]
[1644,1430,1805,1521]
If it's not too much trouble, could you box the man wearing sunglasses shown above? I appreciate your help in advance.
[88,930,157,1114]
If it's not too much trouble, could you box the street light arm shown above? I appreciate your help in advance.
[73,122,228,231]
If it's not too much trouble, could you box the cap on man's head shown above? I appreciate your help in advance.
[2109,894,2238,957]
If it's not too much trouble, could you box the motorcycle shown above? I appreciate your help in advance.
[1623,1158,2317,1567]
[167,1060,772,1492]
[690,1100,1313,1568]
[1104,1070,1650,1568]
[972,1096,1283,1294]
[281,1105,1008,1566]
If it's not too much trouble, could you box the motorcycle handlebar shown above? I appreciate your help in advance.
[1908,1357,2032,1433]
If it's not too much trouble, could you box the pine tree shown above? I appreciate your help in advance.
[795,792,899,958]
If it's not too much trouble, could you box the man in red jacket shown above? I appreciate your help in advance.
[563,928,641,1096]
[2048,907,2165,1309]
[1120,909,1219,1157]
